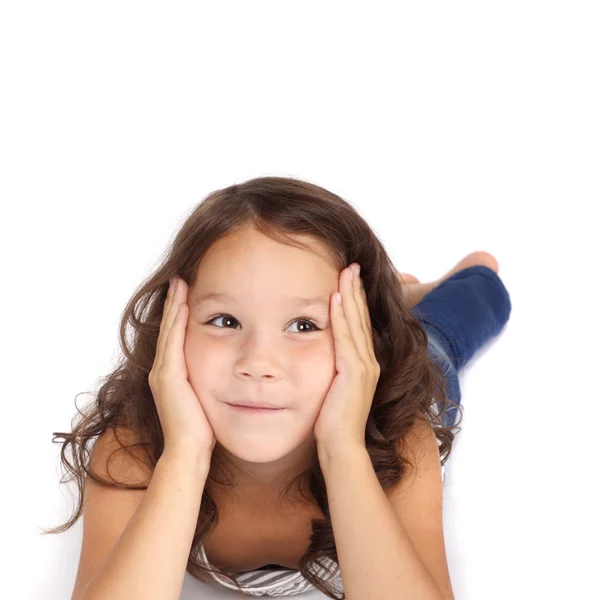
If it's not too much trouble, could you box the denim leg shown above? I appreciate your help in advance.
[422,325,462,428]
[409,265,512,427]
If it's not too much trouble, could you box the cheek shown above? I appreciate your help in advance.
[305,344,335,377]
[182,325,218,389]
[297,345,337,402]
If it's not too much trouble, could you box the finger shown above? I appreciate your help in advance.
[162,301,188,373]
[154,280,173,372]
[356,272,376,360]
[156,278,180,371]
[331,289,357,370]
[351,267,372,355]
[341,266,370,365]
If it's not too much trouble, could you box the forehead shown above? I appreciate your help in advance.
[198,227,337,275]
[192,227,341,303]
[194,290,330,311]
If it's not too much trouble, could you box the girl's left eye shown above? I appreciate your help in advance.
[205,314,321,333]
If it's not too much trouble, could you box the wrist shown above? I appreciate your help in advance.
[317,441,368,470]
[161,443,213,472]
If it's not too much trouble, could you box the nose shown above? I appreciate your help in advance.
[240,370,275,381]
[237,355,278,381]
[235,332,282,381]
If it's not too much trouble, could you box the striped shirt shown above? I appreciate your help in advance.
[198,543,344,596]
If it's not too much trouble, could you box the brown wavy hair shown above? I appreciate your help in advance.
[42,175,462,599]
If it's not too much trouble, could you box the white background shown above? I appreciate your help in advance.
[2,1,598,599]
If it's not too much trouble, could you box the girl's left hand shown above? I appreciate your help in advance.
[314,263,381,451]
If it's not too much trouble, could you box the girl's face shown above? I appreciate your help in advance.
[183,226,340,468]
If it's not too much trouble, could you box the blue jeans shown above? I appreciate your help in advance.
[409,265,512,428]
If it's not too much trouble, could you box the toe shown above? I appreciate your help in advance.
[469,251,499,273]
[397,272,421,284]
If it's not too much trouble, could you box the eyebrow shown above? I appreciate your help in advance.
[194,292,329,309]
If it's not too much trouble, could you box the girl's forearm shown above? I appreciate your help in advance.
[318,443,445,600]
[76,450,211,600]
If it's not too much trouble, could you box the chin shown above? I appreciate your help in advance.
[216,430,306,463]
[222,443,291,464]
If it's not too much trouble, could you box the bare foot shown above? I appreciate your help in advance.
[396,272,421,284]
[397,251,499,308]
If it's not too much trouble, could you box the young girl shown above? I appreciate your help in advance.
[44,176,511,599]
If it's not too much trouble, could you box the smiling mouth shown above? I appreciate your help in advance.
[227,403,285,412]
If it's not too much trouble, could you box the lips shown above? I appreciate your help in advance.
[229,400,282,409]
[228,402,282,409]
[227,403,285,414]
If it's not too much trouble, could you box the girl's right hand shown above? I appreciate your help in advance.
[148,276,216,457]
